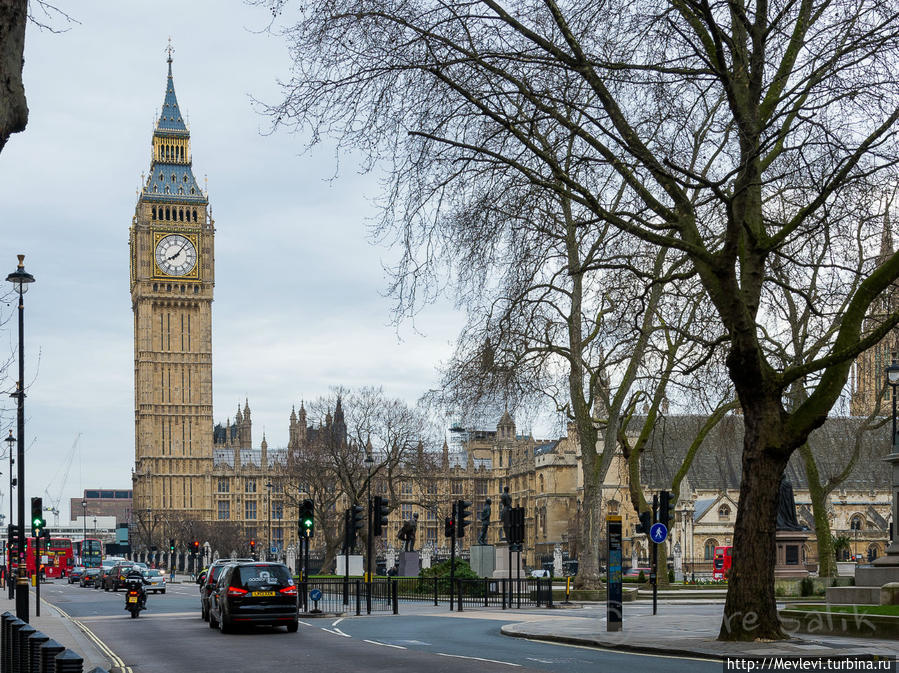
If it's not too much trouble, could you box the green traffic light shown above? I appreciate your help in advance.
[303,518,312,527]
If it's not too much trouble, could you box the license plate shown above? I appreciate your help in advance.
[127,596,138,603]
[251,591,276,597]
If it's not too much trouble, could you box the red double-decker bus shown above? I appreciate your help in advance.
[8,537,75,579]
[712,545,733,580]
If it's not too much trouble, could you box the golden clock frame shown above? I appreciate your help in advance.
[151,230,201,281]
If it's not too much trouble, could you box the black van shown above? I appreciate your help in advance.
[208,562,298,633]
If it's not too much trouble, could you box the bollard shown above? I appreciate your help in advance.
[53,648,83,673]
[547,579,553,608]
[3,612,17,673]
[39,639,65,673]
[457,579,463,612]
[391,578,398,615]
[17,625,36,673]
[9,618,26,673]
[501,579,506,610]
[484,578,488,607]
[433,576,438,607]
[28,630,49,673]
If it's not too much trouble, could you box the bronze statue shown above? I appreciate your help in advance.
[477,498,492,545]
[500,486,512,541]
[397,512,419,551]
[775,476,805,531]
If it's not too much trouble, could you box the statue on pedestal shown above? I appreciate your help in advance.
[477,498,492,545]
[397,513,419,551]
[500,486,512,541]
[775,477,806,531]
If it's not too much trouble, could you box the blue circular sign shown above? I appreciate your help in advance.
[309,588,322,601]
[649,522,668,543]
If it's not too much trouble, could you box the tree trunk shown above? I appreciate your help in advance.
[0,0,28,153]
[719,434,789,640]
[799,442,836,578]
[575,446,604,589]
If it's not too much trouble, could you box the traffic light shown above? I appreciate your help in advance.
[351,504,365,532]
[8,524,18,540]
[169,538,175,553]
[510,506,525,547]
[31,497,45,537]
[456,500,472,537]
[299,499,314,538]
[249,539,256,554]
[659,490,675,528]
[635,510,652,535]
[444,515,455,538]
[372,496,389,536]
[192,540,200,554]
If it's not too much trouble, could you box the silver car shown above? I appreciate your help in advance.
[142,568,166,594]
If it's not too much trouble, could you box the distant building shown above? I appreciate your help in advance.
[69,489,133,528]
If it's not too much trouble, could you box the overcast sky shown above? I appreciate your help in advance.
[0,1,486,522]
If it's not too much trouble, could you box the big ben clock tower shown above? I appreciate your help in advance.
[131,51,214,525]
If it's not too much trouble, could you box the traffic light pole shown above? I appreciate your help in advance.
[449,501,456,612]
[34,535,40,617]
[343,510,350,607]
[366,496,373,615]
[652,493,658,616]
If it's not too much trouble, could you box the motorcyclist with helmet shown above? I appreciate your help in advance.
[124,567,151,610]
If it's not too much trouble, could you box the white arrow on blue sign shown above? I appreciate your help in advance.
[650,522,668,543]
[309,588,322,601]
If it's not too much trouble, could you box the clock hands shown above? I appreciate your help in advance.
[166,240,191,262]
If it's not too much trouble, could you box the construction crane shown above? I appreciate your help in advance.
[44,433,81,526]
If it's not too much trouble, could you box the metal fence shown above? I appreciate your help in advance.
[297,577,554,614]
[2,611,109,673]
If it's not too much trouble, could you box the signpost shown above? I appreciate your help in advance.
[607,515,622,632]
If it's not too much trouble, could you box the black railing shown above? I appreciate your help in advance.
[296,577,554,614]
[2,611,110,673]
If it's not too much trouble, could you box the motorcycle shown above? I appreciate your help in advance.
[124,581,146,618]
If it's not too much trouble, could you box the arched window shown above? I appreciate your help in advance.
[193,209,198,221]
[867,543,881,562]
[718,505,731,519]
[850,514,864,531]
[152,206,156,219]
[607,499,619,515]
[179,208,184,221]
[538,474,544,492]
[704,539,719,560]
[165,207,170,220]
[164,186,170,194]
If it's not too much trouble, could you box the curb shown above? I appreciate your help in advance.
[499,624,723,661]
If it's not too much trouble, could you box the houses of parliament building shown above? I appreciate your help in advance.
[131,56,892,571]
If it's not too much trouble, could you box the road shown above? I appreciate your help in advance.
[40,581,719,673]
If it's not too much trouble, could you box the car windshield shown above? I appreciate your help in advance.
[231,565,292,590]
[85,569,100,575]
[143,569,163,577]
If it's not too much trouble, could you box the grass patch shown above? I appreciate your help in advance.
[788,604,899,616]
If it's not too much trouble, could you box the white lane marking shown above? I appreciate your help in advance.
[436,653,521,667]
[333,617,344,626]
[526,657,555,663]
[298,620,312,626]
[364,639,408,650]
[321,627,352,638]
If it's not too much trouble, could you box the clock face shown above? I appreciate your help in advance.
[155,234,197,276]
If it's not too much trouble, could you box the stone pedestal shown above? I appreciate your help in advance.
[335,554,363,577]
[553,544,563,577]
[398,551,420,577]
[774,531,810,578]
[421,546,432,570]
[492,544,525,579]
[470,545,496,578]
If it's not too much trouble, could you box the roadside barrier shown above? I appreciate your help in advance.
[1,611,110,673]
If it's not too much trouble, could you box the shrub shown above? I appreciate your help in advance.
[637,570,646,583]
[775,585,787,597]
[799,577,814,597]
[668,569,675,584]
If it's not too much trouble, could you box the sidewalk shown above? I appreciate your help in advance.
[0,585,113,670]
[500,607,899,660]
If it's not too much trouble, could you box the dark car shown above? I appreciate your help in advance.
[80,568,101,587]
[199,558,252,621]
[104,563,136,591]
[68,566,86,584]
[208,562,298,633]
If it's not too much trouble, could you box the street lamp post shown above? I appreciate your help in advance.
[5,431,15,599]
[7,254,35,621]
[266,481,273,562]
[880,358,899,567]
[81,500,87,546]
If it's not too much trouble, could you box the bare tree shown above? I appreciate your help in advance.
[256,0,899,639]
